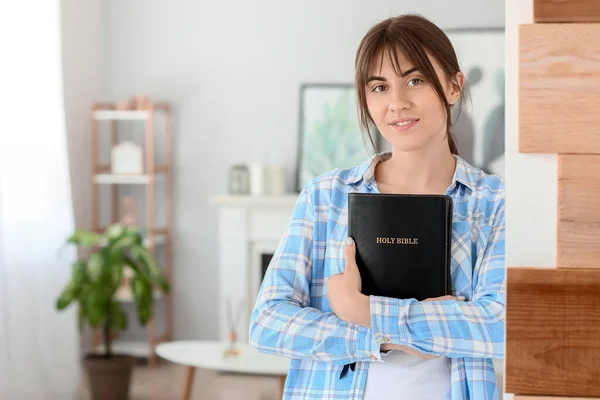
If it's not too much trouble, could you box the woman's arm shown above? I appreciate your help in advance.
[369,199,506,359]
[248,185,382,365]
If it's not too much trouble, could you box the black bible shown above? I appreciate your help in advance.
[347,192,453,300]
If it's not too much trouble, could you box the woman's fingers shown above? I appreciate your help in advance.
[344,237,358,272]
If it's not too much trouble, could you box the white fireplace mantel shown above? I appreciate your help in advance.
[209,194,298,343]
[209,194,298,207]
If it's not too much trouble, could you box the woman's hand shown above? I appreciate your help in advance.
[326,237,371,328]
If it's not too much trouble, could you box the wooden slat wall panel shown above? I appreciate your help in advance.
[519,24,600,153]
[558,154,600,268]
[506,267,600,397]
[515,397,600,400]
[534,0,600,23]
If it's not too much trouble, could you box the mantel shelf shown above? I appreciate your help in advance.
[209,194,298,207]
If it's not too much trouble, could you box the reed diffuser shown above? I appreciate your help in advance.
[223,298,245,358]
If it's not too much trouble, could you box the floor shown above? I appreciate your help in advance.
[80,358,505,399]
[80,359,279,400]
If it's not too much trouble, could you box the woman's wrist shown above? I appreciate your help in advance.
[348,293,371,329]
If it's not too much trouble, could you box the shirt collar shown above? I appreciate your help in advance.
[345,151,478,192]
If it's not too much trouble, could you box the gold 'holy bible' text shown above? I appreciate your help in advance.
[376,237,419,245]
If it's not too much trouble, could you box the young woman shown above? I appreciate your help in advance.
[249,14,505,400]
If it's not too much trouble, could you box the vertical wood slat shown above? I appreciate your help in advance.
[506,267,600,397]
[558,154,600,268]
[534,0,600,23]
[519,24,600,154]
[515,397,600,400]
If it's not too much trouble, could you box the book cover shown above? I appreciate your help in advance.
[347,193,453,300]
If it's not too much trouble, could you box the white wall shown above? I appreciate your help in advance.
[61,0,101,232]
[504,0,554,397]
[505,0,556,270]
[99,0,505,340]
[60,0,102,352]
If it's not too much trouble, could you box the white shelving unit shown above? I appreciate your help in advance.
[90,96,173,367]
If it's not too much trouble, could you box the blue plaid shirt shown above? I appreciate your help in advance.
[249,152,505,400]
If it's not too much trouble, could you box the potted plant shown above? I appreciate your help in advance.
[55,223,170,400]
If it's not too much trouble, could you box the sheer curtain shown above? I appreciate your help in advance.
[0,1,81,399]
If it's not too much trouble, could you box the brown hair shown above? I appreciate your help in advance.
[354,14,469,155]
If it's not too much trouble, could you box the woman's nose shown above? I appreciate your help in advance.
[388,89,411,112]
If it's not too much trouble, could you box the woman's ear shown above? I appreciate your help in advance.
[448,71,465,106]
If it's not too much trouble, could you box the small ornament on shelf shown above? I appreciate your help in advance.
[223,298,245,358]
[111,142,143,175]
[228,164,250,195]
[121,196,137,226]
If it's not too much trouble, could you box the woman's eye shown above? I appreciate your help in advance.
[408,78,423,87]
[372,85,386,93]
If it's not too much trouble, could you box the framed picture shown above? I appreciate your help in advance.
[295,83,378,192]
[445,28,505,178]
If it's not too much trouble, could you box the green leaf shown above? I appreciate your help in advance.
[67,230,103,247]
[105,224,124,240]
[78,302,87,331]
[56,281,77,310]
[132,277,147,300]
[131,277,152,326]
[112,235,137,250]
[87,252,103,282]
[124,226,143,240]
[72,261,88,285]
[111,263,123,290]
[110,301,127,331]
[86,289,107,328]
[135,247,164,282]
[123,254,150,280]
[56,260,89,310]
[128,246,169,294]
[158,277,170,293]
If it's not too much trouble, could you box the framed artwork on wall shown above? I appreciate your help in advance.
[445,27,505,178]
[295,83,379,193]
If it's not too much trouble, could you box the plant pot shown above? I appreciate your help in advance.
[83,354,135,400]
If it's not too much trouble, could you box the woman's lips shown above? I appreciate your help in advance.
[389,119,419,131]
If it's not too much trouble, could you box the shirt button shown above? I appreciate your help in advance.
[370,355,377,361]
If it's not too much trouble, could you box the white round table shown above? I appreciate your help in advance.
[156,340,289,400]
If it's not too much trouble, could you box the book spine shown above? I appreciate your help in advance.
[445,197,453,295]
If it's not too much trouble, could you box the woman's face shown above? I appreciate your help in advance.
[365,50,461,153]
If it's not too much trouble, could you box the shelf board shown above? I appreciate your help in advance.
[96,165,170,174]
[93,174,160,184]
[209,194,298,207]
[95,233,167,249]
[94,227,168,235]
[93,110,150,120]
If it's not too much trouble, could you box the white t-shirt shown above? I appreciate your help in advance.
[363,350,452,400]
